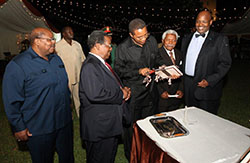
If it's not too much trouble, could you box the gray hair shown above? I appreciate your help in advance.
[162,29,179,41]
[87,30,108,49]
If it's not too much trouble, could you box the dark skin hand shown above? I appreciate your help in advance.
[161,91,169,99]
[15,128,32,141]
[121,86,131,101]
[198,79,209,88]
[176,90,183,98]
[139,68,151,76]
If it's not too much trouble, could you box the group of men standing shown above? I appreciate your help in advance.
[2,10,231,163]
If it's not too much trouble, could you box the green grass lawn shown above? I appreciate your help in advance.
[0,59,249,163]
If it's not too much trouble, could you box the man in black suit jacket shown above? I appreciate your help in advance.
[157,29,184,113]
[181,10,232,114]
[79,30,131,163]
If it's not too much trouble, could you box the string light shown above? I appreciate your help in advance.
[4,0,248,35]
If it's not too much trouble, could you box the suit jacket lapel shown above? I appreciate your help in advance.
[98,57,124,87]
[197,31,214,59]
[89,55,120,85]
[159,47,172,65]
[174,49,180,65]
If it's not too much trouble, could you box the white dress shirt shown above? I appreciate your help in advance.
[185,31,209,76]
[164,46,176,60]
[89,52,109,70]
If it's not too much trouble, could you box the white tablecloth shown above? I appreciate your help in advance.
[137,107,250,163]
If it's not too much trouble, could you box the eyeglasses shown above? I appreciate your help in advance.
[135,33,150,40]
[36,37,56,42]
[103,43,112,48]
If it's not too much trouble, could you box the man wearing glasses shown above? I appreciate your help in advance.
[79,30,131,163]
[114,18,164,161]
[2,27,74,163]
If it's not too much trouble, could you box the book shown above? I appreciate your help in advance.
[155,65,183,80]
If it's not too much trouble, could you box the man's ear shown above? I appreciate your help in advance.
[94,43,100,50]
[209,19,213,26]
[34,38,40,46]
[129,32,133,38]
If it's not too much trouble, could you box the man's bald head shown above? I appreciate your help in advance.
[30,28,52,45]
[29,27,55,59]
[195,10,213,34]
[197,10,212,21]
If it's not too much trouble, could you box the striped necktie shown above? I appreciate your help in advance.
[169,51,175,65]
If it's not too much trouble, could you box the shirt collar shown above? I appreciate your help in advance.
[163,46,174,54]
[62,38,75,45]
[28,47,55,60]
[89,52,105,65]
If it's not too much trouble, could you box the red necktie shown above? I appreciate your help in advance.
[169,51,175,65]
[105,62,121,86]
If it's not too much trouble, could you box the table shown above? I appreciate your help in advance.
[131,107,250,163]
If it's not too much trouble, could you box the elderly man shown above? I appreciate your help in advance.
[2,27,74,163]
[157,29,184,113]
[114,18,164,161]
[79,30,131,163]
[181,10,231,114]
[56,26,86,117]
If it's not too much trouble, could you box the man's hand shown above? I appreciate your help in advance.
[198,79,209,88]
[139,68,151,76]
[121,87,131,101]
[176,90,183,98]
[161,91,169,99]
[14,128,32,141]
[170,74,180,79]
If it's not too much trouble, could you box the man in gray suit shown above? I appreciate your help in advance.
[181,10,232,114]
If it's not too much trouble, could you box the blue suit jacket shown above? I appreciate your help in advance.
[79,54,125,141]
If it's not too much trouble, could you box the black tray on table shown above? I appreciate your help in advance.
[150,116,189,138]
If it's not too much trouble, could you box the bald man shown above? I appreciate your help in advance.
[181,10,232,114]
[2,28,74,163]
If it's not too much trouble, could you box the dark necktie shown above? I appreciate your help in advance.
[195,33,206,38]
[169,51,175,65]
[105,62,121,86]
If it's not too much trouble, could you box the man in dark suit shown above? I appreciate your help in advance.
[79,30,131,163]
[181,10,232,114]
[157,29,184,113]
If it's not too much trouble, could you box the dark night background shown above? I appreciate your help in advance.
[26,0,250,48]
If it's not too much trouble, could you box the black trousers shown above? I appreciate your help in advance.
[26,122,74,163]
[184,75,220,114]
[85,136,119,163]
